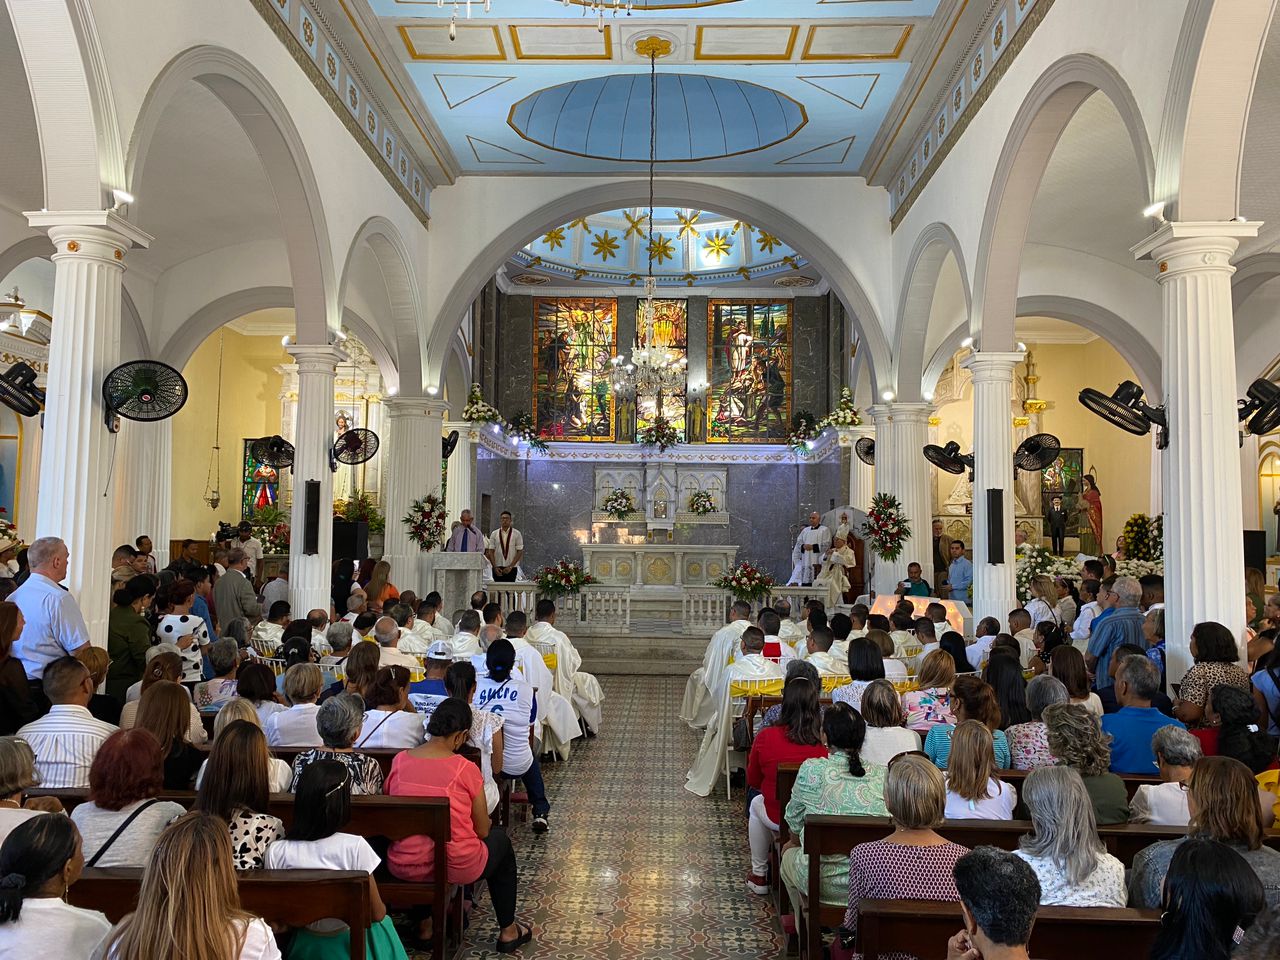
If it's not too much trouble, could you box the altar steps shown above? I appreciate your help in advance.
[574,624,707,676]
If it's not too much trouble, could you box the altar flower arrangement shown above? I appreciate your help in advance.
[1014,543,1162,601]
[1122,513,1162,562]
[602,488,636,520]
[0,508,22,549]
[506,412,549,453]
[861,493,912,563]
[334,491,385,534]
[818,386,862,429]
[402,492,447,551]
[535,558,596,600]
[462,383,503,424]
[787,410,820,454]
[711,561,775,603]
[637,416,680,452]
[688,490,718,516]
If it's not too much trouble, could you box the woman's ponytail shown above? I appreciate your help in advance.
[0,814,77,924]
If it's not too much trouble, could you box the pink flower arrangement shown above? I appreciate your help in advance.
[711,561,776,602]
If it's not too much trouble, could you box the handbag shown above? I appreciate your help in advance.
[85,797,165,867]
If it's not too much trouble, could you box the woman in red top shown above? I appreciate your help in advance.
[385,698,531,953]
[746,675,828,893]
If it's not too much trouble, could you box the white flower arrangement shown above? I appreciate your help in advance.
[1014,542,1163,601]
[688,490,718,515]
[462,383,502,424]
[818,386,863,429]
[602,488,636,520]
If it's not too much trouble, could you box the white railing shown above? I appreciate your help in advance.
[484,582,541,616]
[683,589,729,634]
[767,585,828,617]
[579,586,630,633]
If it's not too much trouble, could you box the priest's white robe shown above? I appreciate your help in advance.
[788,524,831,585]
[805,650,850,677]
[251,621,283,653]
[679,619,750,729]
[508,635,580,757]
[686,653,786,797]
[778,619,807,647]
[409,618,448,644]
[527,621,604,735]
[450,631,483,658]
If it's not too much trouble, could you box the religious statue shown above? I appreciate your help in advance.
[333,409,355,503]
[1080,474,1103,553]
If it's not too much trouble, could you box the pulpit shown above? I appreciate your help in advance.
[419,552,486,612]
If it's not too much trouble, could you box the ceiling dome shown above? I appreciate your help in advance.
[507,74,806,162]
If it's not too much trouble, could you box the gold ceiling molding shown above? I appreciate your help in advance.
[400,23,506,60]
[776,135,856,166]
[509,23,614,61]
[797,72,880,109]
[800,23,913,61]
[432,73,515,109]
[693,24,799,61]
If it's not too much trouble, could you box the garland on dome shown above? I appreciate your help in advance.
[861,493,911,563]
[402,492,447,551]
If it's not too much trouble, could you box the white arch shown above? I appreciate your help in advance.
[422,179,891,393]
[971,55,1156,351]
[892,222,972,402]
[444,333,471,418]
[126,46,336,343]
[338,217,424,397]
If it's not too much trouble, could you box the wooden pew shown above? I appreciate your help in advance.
[856,899,1161,960]
[1001,768,1161,801]
[71,868,372,960]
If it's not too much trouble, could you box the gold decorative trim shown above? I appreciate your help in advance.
[396,0,742,6]
[634,36,674,59]
[432,73,516,110]
[890,0,1055,230]
[928,416,941,427]
[467,135,542,164]
[797,72,880,109]
[509,24,613,61]
[1012,415,1031,428]
[693,24,799,61]
[800,23,913,61]
[776,135,856,165]
[400,23,506,60]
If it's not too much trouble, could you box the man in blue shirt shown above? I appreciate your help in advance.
[1101,654,1184,772]
[1086,576,1146,689]
[407,640,453,719]
[944,540,973,605]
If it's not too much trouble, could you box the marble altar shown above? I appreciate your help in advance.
[582,543,737,588]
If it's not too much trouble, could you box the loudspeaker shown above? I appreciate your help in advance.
[332,521,369,563]
[1244,529,1267,574]
[303,480,320,555]
[987,489,1005,565]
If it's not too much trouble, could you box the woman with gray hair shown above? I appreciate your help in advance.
[220,617,250,650]
[1129,724,1201,825]
[1013,766,1126,906]
[288,693,384,794]
[193,638,240,711]
[1006,675,1068,771]
[1041,702,1129,824]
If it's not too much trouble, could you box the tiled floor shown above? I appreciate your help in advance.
[408,675,785,960]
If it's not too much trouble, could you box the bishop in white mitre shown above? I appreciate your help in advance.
[788,512,831,586]
[679,600,752,730]
[527,600,604,736]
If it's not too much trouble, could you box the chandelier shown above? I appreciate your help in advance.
[442,0,634,39]
[609,41,686,407]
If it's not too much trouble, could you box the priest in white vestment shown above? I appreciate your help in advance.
[686,626,786,797]
[250,616,285,653]
[788,512,831,586]
[527,599,604,736]
[478,620,580,757]
[773,598,807,648]
[680,600,752,729]
[804,626,851,677]
[449,609,484,658]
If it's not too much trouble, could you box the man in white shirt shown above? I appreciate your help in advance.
[373,616,419,670]
[17,656,117,788]
[340,593,366,624]
[417,592,453,638]
[450,610,483,658]
[11,537,90,683]
[306,609,331,656]
[485,511,524,583]
[1008,609,1038,667]
[788,512,831,586]
[967,617,1003,669]
[804,626,850,677]
[236,520,264,580]
[396,602,433,655]
[261,564,289,611]
[527,599,603,735]
[681,600,752,728]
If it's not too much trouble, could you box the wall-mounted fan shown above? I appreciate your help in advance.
[854,437,875,466]
[102,360,188,433]
[0,362,45,418]
[1014,433,1062,472]
[331,428,379,471]
[1079,380,1167,449]
[923,441,973,475]
[251,435,295,470]
[442,429,460,459]
[1239,379,1280,437]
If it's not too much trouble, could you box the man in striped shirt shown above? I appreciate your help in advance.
[17,657,117,788]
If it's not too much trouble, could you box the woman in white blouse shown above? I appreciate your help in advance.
[356,666,426,750]
[1013,765,1126,906]
[195,699,293,794]
[857,679,921,765]
[943,720,1016,820]
[1024,576,1061,629]
[264,664,324,748]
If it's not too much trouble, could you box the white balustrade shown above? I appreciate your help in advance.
[580,586,630,633]
[683,589,730,634]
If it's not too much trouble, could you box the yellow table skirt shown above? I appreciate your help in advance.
[730,675,851,698]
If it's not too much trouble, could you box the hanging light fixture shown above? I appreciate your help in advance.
[445,0,634,40]
[202,330,225,510]
[609,39,686,413]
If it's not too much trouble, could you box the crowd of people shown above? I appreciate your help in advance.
[684,556,1280,958]
[0,528,602,958]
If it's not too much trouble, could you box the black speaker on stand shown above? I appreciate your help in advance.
[303,480,320,555]
[1244,530,1267,574]
[987,489,1005,565]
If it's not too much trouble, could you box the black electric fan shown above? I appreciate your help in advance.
[102,360,188,433]
[854,437,875,466]
[923,440,973,475]
[331,427,379,471]
[442,429,460,459]
[1239,379,1280,436]
[250,435,295,470]
[1014,433,1062,472]
[0,362,45,418]
[1079,380,1167,448]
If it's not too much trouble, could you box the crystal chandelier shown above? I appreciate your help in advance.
[610,43,686,408]
[442,0,634,39]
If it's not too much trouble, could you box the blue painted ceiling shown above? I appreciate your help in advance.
[366,0,945,175]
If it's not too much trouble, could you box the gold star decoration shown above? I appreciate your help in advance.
[677,211,701,240]
[736,267,752,281]
[782,255,800,270]
[623,210,647,239]
[542,227,566,250]
[732,221,754,236]
[574,267,589,279]
[648,233,675,264]
[757,231,781,254]
[591,231,621,261]
[569,217,590,231]
[703,231,732,263]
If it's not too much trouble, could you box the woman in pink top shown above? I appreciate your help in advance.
[385,699,531,954]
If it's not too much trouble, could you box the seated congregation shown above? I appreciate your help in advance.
[0,537,603,958]
[687,573,1280,959]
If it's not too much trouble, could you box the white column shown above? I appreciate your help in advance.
[1133,221,1260,682]
[443,420,477,525]
[870,402,932,595]
[15,410,43,545]
[114,420,173,567]
[961,352,1022,625]
[26,212,152,647]
[837,424,875,512]
[383,398,449,589]
[285,344,345,615]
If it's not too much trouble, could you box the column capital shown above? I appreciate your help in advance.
[26,210,153,251]
[960,351,1024,380]
[834,423,874,444]
[387,397,450,419]
[286,343,346,372]
[869,401,933,426]
[1131,220,1261,272]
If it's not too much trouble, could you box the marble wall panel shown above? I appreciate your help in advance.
[792,295,831,419]
[496,293,533,418]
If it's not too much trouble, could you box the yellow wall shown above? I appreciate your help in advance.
[932,337,1153,547]
[171,330,287,538]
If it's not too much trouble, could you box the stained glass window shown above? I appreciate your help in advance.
[242,439,281,520]
[706,299,792,443]
[636,299,688,440]
[533,297,617,441]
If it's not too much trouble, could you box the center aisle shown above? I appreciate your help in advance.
[438,674,786,960]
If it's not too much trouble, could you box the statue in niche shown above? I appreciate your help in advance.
[616,395,636,443]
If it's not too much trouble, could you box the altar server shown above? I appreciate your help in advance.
[486,511,524,583]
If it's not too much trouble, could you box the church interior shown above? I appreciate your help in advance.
[1,0,1280,957]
